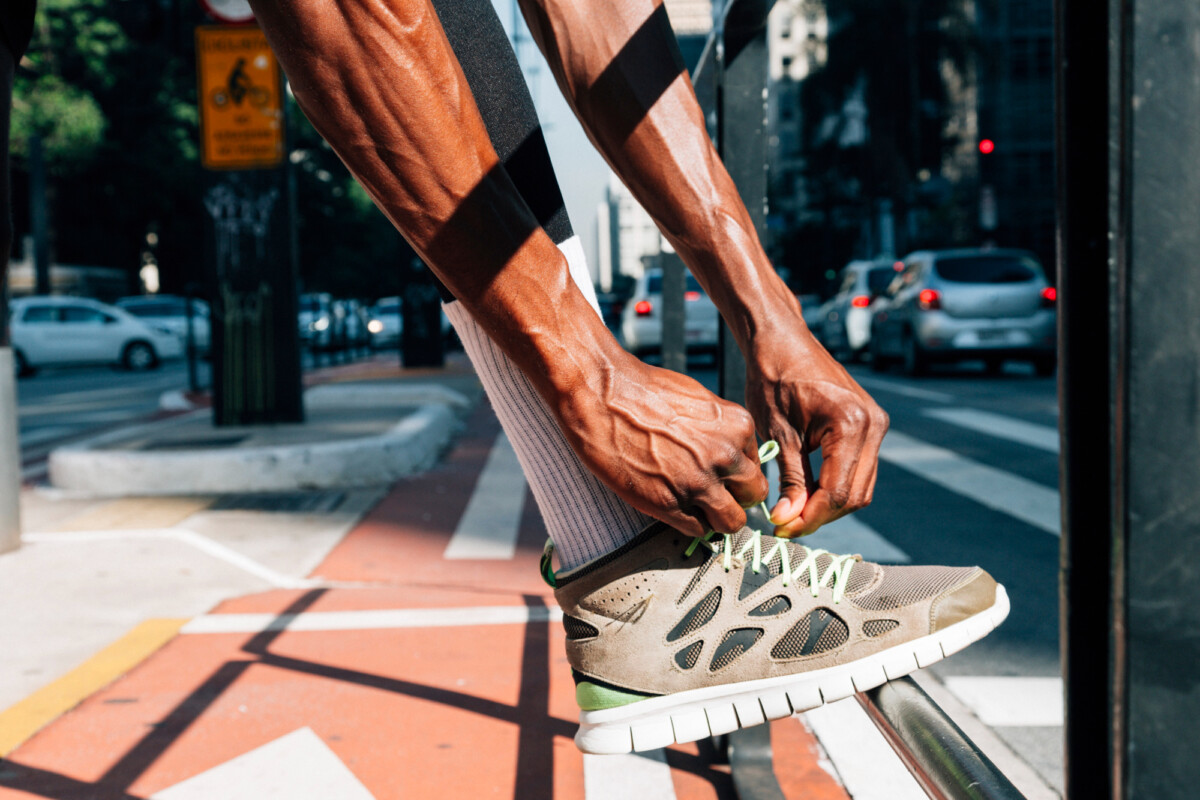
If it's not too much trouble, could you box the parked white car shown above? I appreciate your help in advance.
[9,296,184,376]
[116,295,211,355]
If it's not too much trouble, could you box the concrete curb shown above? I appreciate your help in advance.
[49,385,469,496]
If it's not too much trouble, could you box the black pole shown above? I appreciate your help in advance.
[660,250,687,373]
[1055,0,1115,795]
[184,284,200,394]
[29,133,49,296]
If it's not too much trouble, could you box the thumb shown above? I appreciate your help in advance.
[769,445,814,526]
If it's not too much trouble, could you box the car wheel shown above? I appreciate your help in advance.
[903,332,928,377]
[13,349,35,378]
[1034,356,1056,377]
[122,341,158,371]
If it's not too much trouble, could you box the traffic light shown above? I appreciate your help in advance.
[978,138,996,155]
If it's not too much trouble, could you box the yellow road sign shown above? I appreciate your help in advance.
[196,26,283,170]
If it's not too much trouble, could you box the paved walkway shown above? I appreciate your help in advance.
[0,398,849,800]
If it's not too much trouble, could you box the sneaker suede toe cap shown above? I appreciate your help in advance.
[930,569,998,633]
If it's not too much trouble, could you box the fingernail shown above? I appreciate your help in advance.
[770,499,791,522]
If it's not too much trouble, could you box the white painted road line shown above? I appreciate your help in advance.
[17,425,77,448]
[584,748,676,800]
[924,407,1060,453]
[803,699,927,800]
[151,727,375,800]
[25,529,319,589]
[942,676,1064,727]
[879,431,1060,535]
[444,431,528,560]
[853,374,956,404]
[180,604,564,634]
[803,515,912,564]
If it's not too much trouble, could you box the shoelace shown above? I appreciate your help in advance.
[682,441,858,604]
[539,440,859,599]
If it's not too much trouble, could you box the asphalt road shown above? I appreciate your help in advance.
[12,361,206,481]
[689,356,1063,794]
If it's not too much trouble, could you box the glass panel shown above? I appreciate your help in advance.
[934,255,1040,284]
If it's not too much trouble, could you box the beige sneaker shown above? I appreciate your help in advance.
[544,520,1008,754]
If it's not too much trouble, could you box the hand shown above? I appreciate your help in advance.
[745,324,889,537]
[552,352,769,538]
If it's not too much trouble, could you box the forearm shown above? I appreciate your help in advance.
[248,0,622,404]
[519,0,803,352]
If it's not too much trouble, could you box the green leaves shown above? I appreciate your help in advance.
[11,75,105,168]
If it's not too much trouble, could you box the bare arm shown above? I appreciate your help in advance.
[247,0,767,536]
[519,0,889,535]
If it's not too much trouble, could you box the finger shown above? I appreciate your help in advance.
[658,507,707,538]
[775,487,842,537]
[724,457,769,509]
[768,439,811,525]
[693,486,749,534]
[778,439,862,536]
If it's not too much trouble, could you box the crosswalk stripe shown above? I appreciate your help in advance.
[584,749,676,799]
[942,676,1063,727]
[879,431,1060,535]
[18,425,77,447]
[803,515,911,563]
[443,432,528,560]
[923,408,1059,453]
[803,699,927,799]
[853,374,956,404]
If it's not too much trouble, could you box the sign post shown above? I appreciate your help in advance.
[196,23,302,425]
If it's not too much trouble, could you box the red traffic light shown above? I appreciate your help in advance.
[979,139,996,155]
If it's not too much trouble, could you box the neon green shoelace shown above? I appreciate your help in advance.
[683,440,858,604]
[539,440,859,599]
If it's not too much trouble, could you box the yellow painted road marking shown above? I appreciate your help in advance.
[55,497,213,532]
[0,618,187,756]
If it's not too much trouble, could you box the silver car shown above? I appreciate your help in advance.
[869,249,1057,376]
[819,259,900,361]
[620,269,719,358]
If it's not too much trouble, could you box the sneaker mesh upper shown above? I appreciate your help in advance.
[770,609,849,658]
[849,565,977,611]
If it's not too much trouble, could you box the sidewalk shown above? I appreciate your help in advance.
[0,359,851,800]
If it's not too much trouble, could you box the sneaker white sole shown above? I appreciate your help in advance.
[575,583,1010,754]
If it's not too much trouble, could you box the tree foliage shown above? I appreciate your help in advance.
[9,0,408,300]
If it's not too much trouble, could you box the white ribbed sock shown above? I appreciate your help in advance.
[443,235,651,569]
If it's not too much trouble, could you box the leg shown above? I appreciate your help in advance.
[432,0,649,568]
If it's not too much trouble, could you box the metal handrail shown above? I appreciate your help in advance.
[857,678,1027,800]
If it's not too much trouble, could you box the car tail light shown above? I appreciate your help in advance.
[684,291,701,302]
[634,300,653,316]
[1041,286,1057,307]
[850,295,870,308]
[918,288,942,310]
